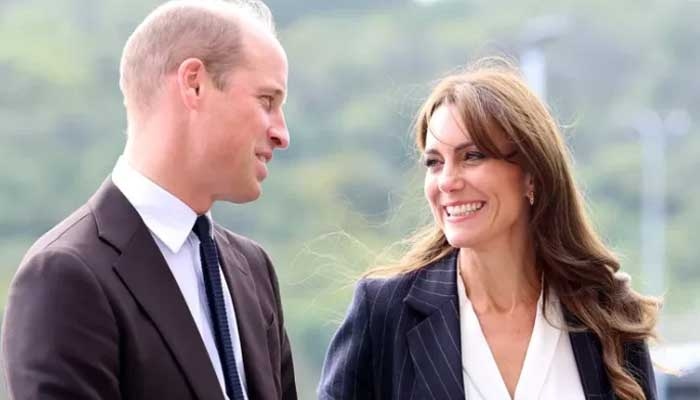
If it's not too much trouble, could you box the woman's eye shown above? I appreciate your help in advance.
[464,151,486,162]
[423,158,441,168]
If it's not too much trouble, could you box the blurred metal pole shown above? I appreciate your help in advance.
[634,110,666,298]
[634,110,667,399]
[637,109,691,399]
[518,15,571,101]
[520,48,547,100]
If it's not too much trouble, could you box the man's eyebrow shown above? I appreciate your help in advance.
[275,88,287,105]
[259,85,286,103]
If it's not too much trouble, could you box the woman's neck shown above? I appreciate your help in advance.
[459,239,540,315]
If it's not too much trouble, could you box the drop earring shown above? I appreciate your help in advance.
[527,191,535,206]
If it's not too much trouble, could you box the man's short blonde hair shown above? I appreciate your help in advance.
[119,0,276,113]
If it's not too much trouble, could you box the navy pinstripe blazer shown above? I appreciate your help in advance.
[319,250,656,400]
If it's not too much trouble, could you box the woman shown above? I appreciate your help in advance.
[318,59,659,400]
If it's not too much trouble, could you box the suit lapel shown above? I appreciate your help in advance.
[404,251,464,400]
[215,229,276,400]
[90,179,224,400]
[566,312,615,400]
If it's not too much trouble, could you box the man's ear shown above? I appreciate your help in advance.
[177,58,206,110]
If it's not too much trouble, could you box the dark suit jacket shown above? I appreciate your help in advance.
[1,179,297,400]
[319,250,656,400]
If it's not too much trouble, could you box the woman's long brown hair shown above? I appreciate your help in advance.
[367,58,660,399]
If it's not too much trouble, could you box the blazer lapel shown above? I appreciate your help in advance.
[91,179,224,400]
[566,312,615,400]
[404,251,464,400]
[215,229,276,400]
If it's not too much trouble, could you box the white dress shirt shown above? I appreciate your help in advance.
[457,269,585,400]
[112,156,248,400]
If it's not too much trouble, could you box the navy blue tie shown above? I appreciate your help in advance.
[193,216,245,400]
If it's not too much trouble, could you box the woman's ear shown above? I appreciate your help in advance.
[524,172,535,194]
[524,172,535,206]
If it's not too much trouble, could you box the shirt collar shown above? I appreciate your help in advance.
[111,156,207,253]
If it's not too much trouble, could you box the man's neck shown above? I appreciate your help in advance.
[123,136,212,215]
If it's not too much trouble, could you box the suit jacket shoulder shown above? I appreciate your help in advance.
[358,269,419,325]
[2,179,297,400]
[2,194,124,399]
[319,251,462,400]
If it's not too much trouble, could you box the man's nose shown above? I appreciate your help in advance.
[269,111,289,150]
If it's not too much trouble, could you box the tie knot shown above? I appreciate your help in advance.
[192,215,212,240]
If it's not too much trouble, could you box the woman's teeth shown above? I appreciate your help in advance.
[446,202,484,217]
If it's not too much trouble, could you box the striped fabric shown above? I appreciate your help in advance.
[318,250,657,400]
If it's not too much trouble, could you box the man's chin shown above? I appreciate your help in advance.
[225,186,262,204]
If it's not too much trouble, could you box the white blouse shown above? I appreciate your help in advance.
[457,271,585,400]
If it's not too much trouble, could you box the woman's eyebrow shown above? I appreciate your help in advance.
[424,141,476,156]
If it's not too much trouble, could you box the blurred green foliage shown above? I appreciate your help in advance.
[1,0,698,397]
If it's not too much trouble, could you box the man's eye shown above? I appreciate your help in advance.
[261,96,273,109]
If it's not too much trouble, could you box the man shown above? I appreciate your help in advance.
[1,1,296,399]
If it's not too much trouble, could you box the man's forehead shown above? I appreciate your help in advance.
[239,30,286,69]
[231,36,286,76]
